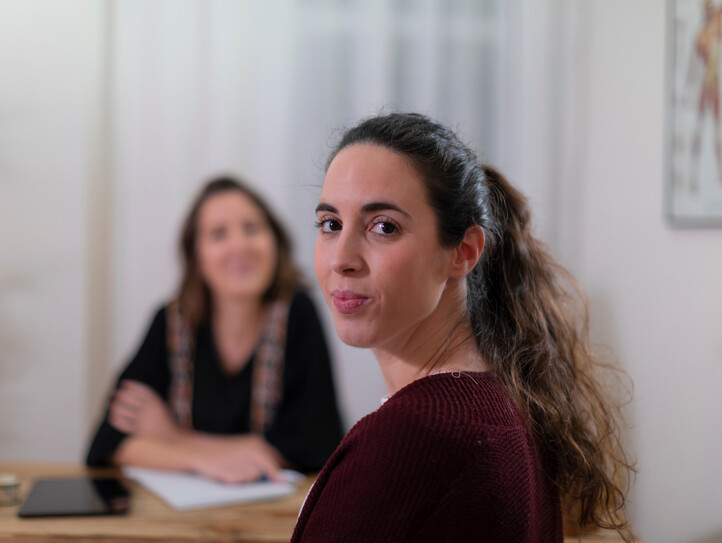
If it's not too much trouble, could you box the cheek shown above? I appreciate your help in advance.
[313,238,327,285]
[376,246,447,309]
[259,235,277,267]
[196,243,219,279]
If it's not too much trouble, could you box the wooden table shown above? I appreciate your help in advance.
[0,464,635,542]
[0,464,310,542]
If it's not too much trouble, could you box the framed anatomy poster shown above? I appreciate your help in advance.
[666,0,722,226]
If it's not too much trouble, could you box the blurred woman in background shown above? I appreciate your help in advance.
[293,113,633,542]
[87,176,344,483]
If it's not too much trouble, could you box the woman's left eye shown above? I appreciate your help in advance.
[370,221,398,235]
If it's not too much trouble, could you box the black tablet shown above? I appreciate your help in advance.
[18,477,130,518]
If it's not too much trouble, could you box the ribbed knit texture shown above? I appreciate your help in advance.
[291,371,562,542]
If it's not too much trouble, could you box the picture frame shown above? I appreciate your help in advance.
[666,0,722,227]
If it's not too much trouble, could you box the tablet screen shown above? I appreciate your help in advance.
[18,477,130,518]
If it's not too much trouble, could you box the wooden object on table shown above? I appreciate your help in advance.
[0,464,311,542]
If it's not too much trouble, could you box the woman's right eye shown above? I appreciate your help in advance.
[316,218,342,233]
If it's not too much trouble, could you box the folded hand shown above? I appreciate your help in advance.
[190,435,282,484]
[109,380,179,440]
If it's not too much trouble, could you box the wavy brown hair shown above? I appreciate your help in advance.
[331,113,635,540]
[178,176,303,328]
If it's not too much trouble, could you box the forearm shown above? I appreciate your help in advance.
[172,429,243,448]
[111,435,199,472]
[111,432,287,482]
[171,430,288,467]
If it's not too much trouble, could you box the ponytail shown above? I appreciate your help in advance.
[474,166,634,538]
[331,112,634,540]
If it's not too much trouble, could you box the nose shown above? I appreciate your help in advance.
[330,229,365,275]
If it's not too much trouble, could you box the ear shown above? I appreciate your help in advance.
[448,225,485,279]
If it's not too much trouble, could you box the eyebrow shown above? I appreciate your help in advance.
[315,201,411,218]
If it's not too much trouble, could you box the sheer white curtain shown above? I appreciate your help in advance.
[107,0,582,426]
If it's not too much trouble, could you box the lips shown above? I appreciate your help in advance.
[330,289,371,314]
[227,259,257,274]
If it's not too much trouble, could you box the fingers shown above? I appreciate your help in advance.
[242,435,286,470]
[209,455,279,485]
[108,381,152,434]
[192,445,282,485]
[113,389,144,412]
[108,409,136,434]
[247,448,281,482]
[216,465,261,485]
[109,388,143,430]
[230,436,282,481]
[119,380,160,403]
[110,399,139,420]
[112,381,162,417]
[109,381,178,441]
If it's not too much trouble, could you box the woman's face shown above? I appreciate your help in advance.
[196,191,277,301]
[314,144,455,350]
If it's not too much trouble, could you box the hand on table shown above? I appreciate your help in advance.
[109,380,179,441]
[190,434,282,484]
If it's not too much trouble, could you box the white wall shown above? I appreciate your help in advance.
[580,2,722,542]
[0,0,101,461]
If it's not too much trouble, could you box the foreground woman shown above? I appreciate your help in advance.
[292,113,633,542]
[87,177,343,482]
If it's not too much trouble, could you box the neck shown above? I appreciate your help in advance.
[371,282,488,395]
[211,294,264,340]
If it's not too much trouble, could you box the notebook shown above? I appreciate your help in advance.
[122,466,303,510]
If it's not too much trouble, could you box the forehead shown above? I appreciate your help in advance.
[199,191,265,223]
[321,144,428,208]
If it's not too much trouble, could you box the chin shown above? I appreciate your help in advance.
[222,285,267,300]
[225,278,272,295]
[334,321,378,349]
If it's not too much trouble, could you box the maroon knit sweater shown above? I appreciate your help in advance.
[291,371,562,542]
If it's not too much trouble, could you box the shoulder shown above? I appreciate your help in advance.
[144,304,170,338]
[323,373,534,502]
[113,303,174,384]
[154,304,170,324]
[386,371,525,432]
[334,372,527,465]
[142,301,194,343]
[299,377,489,529]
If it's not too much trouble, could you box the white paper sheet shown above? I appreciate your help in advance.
[122,466,303,510]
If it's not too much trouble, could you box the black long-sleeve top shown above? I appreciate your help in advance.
[86,291,344,472]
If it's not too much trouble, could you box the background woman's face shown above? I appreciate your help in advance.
[196,191,277,302]
[314,144,454,350]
